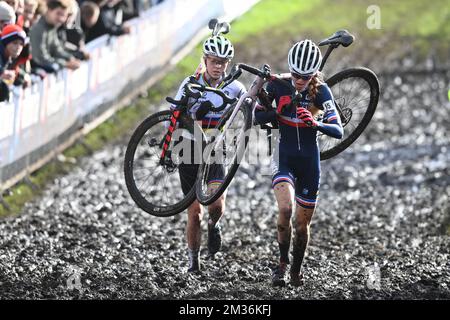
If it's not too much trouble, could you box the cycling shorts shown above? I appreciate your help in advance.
[179,163,224,196]
[271,149,320,209]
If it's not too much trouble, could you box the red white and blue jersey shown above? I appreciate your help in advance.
[254,77,343,208]
[255,77,343,156]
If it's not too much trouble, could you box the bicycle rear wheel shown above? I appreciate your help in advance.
[320,67,380,160]
[124,110,200,217]
[196,101,252,205]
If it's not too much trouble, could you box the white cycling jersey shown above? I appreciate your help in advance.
[171,72,246,128]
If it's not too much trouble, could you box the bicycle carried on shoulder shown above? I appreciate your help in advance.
[123,75,242,217]
[195,29,380,205]
[124,29,380,216]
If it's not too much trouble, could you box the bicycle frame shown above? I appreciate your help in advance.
[162,29,355,162]
[160,80,238,165]
[319,43,339,72]
[211,75,267,151]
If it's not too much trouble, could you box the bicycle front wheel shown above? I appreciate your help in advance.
[196,101,252,205]
[320,67,380,160]
[124,110,200,217]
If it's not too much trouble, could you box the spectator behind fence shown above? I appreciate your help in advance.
[3,0,17,13]
[58,0,90,61]
[20,0,49,82]
[80,1,99,31]
[0,1,16,31]
[22,0,37,32]
[32,0,46,26]
[3,0,23,26]
[117,0,138,21]
[29,0,81,73]
[16,0,24,25]
[81,0,130,43]
[0,24,26,101]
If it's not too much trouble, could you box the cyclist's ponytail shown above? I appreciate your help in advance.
[308,72,325,119]
[194,58,206,79]
[308,71,323,101]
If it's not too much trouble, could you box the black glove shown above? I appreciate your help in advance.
[195,100,213,120]
[257,88,273,110]
[0,81,10,102]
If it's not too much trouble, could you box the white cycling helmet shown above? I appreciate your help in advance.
[203,35,234,59]
[288,39,322,75]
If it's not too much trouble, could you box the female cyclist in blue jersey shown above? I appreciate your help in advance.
[254,40,343,286]
[171,35,246,272]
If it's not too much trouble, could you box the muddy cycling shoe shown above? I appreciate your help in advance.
[187,264,200,273]
[207,223,222,255]
[271,264,287,287]
[187,249,200,273]
[290,272,304,287]
[187,258,201,273]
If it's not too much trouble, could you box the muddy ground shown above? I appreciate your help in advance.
[0,30,449,299]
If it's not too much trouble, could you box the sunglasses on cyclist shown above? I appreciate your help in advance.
[206,56,230,66]
[291,72,314,81]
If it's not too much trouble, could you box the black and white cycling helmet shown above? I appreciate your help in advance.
[288,39,322,75]
[203,35,234,59]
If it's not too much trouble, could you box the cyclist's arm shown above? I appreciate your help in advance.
[170,77,190,110]
[315,87,343,139]
[316,120,343,139]
[254,82,276,124]
[254,106,276,124]
[316,100,344,139]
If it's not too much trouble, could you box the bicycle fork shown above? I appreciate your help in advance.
[159,110,180,165]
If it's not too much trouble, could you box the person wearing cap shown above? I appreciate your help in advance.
[0,23,28,100]
[0,1,16,31]
[29,0,81,72]
[0,24,27,83]
[2,0,25,27]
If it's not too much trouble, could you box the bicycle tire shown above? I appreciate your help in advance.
[320,67,380,160]
[124,110,200,217]
[196,101,252,205]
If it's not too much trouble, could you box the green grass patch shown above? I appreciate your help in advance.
[288,0,449,41]
[0,162,67,217]
[0,182,34,217]
[227,0,322,43]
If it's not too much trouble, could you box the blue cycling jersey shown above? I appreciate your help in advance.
[255,77,343,208]
[255,77,343,155]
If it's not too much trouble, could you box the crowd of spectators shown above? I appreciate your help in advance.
[0,0,164,101]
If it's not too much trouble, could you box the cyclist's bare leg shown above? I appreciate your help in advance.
[207,184,226,225]
[186,200,204,272]
[206,184,226,255]
[273,182,295,265]
[291,205,316,285]
[187,200,204,249]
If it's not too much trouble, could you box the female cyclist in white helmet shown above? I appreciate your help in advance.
[255,39,343,286]
[171,34,246,273]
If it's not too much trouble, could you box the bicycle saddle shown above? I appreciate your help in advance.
[318,30,354,47]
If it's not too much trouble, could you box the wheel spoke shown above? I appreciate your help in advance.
[321,69,379,160]
[124,111,197,216]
